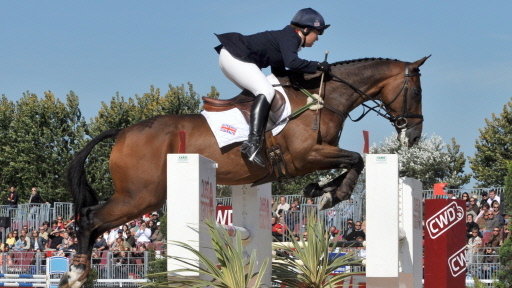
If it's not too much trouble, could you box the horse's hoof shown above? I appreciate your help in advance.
[318,193,333,210]
[303,183,323,198]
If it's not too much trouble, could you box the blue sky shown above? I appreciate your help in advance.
[1,1,511,187]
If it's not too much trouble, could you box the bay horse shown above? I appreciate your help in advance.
[60,56,428,288]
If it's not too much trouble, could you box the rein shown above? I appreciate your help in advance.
[329,67,424,129]
[272,65,423,130]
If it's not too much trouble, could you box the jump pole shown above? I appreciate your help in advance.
[365,154,422,288]
[166,154,272,286]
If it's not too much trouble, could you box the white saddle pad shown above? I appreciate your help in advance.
[201,74,291,148]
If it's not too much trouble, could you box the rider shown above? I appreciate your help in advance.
[214,8,331,167]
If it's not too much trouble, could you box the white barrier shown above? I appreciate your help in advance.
[166,154,272,286]
[365,154,422,288]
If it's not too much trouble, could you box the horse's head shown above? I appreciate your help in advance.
[379,56,429,147]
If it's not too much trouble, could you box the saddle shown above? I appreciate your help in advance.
[202,90,287,130]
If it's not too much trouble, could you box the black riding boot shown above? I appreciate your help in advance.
[241,94,270,167]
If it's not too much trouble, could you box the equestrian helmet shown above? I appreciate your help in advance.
[291,8,330,35]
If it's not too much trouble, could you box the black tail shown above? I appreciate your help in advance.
[67,129,120,222]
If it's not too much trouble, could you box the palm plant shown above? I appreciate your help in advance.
[146,220,269,288]
[272,216,362,288]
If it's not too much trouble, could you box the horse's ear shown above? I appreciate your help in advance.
[412,55,431,68]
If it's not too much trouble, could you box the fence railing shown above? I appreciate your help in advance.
[0,250,151,287]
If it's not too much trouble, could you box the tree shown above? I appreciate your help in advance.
[470,99,512,187]
[371,134,471,189]
[0,91,88,202]
[504,161,512,215]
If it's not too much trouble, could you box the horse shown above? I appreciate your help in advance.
[59,56,429,288]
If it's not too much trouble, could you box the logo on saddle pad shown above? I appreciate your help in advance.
[426,202,464,239]
[220,124,237,135]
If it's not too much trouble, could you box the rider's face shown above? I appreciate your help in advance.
[303,30,320,47]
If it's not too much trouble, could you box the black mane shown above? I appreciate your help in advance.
[331,57,401,66]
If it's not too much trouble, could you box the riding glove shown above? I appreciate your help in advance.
[317,61,331,73]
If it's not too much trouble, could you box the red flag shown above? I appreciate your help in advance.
[433,183,448,196]
[362,130,369,154]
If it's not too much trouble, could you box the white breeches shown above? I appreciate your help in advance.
[219,48,275,102]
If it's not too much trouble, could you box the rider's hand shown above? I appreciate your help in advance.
[317,61,331,73]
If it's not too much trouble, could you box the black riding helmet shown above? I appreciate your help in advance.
[290,8,330,35]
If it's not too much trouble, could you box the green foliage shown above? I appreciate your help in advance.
[0,91,87,202]
[504,161,512,217]
[371,134,471,189]
[470,99,512,187]
[83,268,98,288]
[146,251,169,286]
[498,230,512,287]
[272,216,360,287]
[149,220,269,288]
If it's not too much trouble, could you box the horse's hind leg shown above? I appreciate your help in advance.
[63,189,165,288]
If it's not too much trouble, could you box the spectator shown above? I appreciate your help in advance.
[39,224,49,240]
[111,236,130,252]
[284,202,300,235]
[150,222,164,243]
[55,216,66,230]
[150,212,159,225]
[125,230,136,248]
[13,237,27,251]
[107,227,120,246]
[130,244,147,264]
[480,192,489,207]
[0,245,14,271]
[57,231,73,251]
[28,187,47,204]
[48,229,64,250]
[467,197,480,216]
[480,245,498,279]
[66,237,78,253]
[6,186,18,207]
[487,190,500,205]
[466,214,480,239]
[5,232,16,248]
[446,190,457,199]
[487,227,502,247]
[29,230,47,252]
[147,221,157,234]
[467,227,482,276]
[345,221,365,241]
[18,229,30,250]
[461,192,470,205]
[342,219,355,239]
[328,226,341,241]
[484,211,501,232]
[276,196,290,216]
[475,202,491,224]
[271,215,286,242]
[93,235,108,251]
[134,223,152,245]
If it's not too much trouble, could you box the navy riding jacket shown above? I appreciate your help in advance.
[215,25,319,74]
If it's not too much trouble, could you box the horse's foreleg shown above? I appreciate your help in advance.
[302,146,364,209]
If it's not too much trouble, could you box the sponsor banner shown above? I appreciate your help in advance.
[216,205,232,225]
[424,199,466,288]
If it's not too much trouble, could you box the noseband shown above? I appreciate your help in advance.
[330,66,424,130]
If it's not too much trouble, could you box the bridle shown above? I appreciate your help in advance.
[328,66,424,130]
